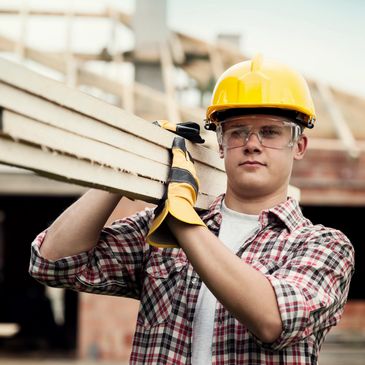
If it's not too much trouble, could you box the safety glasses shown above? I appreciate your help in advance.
[216,115,302,150]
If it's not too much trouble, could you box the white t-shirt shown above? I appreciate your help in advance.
[191,200,259,365]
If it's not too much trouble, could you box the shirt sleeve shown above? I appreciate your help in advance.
[29,208,154,299]
[260,228,354,351]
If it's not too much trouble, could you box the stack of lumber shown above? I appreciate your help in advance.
[0,58,300,205]
[0,57,226,209]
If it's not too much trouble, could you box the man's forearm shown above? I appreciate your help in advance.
[168,218,283,343]
[40,189,122,261]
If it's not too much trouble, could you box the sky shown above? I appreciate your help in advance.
[0,0,364,98]
[168,0,365,98]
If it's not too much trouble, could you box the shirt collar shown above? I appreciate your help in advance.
[202,195,307,234]
[200,194,224,235]
[260,197,307,232]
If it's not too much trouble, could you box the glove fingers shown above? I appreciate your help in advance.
[153,120,177,133]
[172,135,187,152]
[177,121,201,130]
[175,124,205,144]
[155,120,205,143]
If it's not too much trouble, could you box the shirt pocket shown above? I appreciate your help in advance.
[137,251,187,327]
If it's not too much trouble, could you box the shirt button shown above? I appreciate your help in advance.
[191,277,198,284]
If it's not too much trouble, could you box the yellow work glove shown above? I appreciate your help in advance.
[146,136,206,248]
[153,120,205,144]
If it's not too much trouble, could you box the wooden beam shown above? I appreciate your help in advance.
[0,34,66,72]
[208,44,225,80]
[0,74,219,170]
[0,134,171,204]
[0,33,205,126]
[0,86,224,195]
[160,43,181,124]
[15,1,28,60]
[300,188,365,206]
[1,110,169,184]
[316,82,360,159]
[168,32,186,65]
[65,5,77,87]
[0,34,15,52]
[78,66,205,123]
[0,58,300,204]
[0,7,132,27]
[309,138,365,152]
[0,168,86,196]
[0,59,226,207]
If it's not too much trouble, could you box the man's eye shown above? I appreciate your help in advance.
[261,127,281,138]
[229,130,245,139]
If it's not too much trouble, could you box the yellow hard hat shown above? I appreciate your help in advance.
[205,54,316,130]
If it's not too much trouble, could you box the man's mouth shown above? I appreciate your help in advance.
[239,161,266,166]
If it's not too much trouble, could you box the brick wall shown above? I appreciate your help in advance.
[78,293,139,361]
[78,298,365,361]
[334,300,365,332]
[78,197,148,361]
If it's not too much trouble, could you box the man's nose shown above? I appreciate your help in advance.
[244,132,262,148]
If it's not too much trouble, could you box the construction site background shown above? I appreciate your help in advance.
[0,1,364,364]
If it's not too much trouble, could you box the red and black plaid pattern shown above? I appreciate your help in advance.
[29,195,354,364]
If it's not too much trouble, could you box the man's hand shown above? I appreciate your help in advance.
[146,136,205,248]
[153,120,205,143]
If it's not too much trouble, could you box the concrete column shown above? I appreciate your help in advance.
[133,0,168,92]
[216,33,242,50]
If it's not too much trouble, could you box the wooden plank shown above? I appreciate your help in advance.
[0,134,213,208]
[0,57,221,170]
[65,6,77,87]
[168,32,186,65]
[0,7,132,27]
[15,2,28,60]
[0,34,15,52]
[0,170,87,196]
[1,110,169,183]
[78,67,206,139]
[0,58,299,202]
[0,83,225,196]
[0,135,159,200]
[300,188,365,206]
[0,8,111,17]
[208,44,225,80]
[0,106,226,201]
[0,82,166,165]
[309,138,365,152]
[160,43,181,124]
[0,63,224,170]
[0,128,299,204]
[317,82,360,159]
[0,33,205,126]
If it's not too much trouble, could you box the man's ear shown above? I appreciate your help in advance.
[294,134,308,160]
[219,144,224,158]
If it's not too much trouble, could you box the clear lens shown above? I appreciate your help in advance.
[218,116,301,150]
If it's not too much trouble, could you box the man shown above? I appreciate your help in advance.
[30,55,354,364]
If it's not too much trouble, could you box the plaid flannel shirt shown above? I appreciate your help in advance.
[29,195,354,365]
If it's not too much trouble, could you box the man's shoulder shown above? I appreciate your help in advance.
[290,220,354,259]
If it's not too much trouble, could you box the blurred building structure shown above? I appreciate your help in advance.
[0,0,364,362]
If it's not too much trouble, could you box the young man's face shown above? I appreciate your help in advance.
[217,115,308,200]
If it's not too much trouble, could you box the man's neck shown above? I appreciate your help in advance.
[224,189,288,215]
